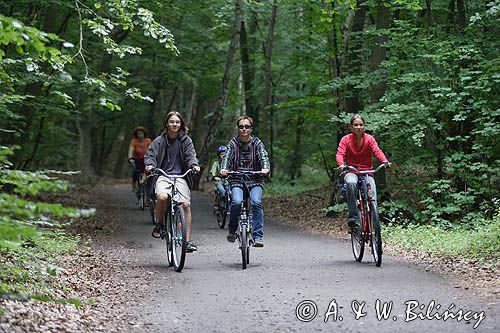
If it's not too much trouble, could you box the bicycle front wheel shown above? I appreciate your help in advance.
[370,203,382,267]
[351,197,365,262]
[164,211,173,267]
[240,226,248,270]
[150,198,157,225]
[171,207,187,272]
[351,225,364,262]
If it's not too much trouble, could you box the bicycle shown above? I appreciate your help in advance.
[340,163,388,267]
[151,168,193,272]
[129,158,147,210]
[226,171,263,270]
[213,180,231,229]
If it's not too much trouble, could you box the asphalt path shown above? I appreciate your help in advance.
[106,184,498,332]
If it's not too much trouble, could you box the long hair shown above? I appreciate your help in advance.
[163,111,188,136]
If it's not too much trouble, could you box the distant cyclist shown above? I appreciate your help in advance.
[145,112,200,252]
[128,126,152,192]
[210,146,228,211]
[220,116,270,247]
[336,114,391,229]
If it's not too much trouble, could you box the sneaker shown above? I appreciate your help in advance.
[226,232,236,243]
[186,241,198,253]
[347,219,358,228]
[253,239,264,247]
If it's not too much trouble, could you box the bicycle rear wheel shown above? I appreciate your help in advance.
[216,207,227,229]
[141,186,146,210]
[171,207,187,272]
[370,203,382,267]
[240,226,248,270]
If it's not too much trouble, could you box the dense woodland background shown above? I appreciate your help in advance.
[0,0,499,227]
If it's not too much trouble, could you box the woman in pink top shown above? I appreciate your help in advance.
[336,114,391,228]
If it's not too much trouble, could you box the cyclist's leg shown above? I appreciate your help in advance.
[345,173,359,226]
[214,183,225,208]
[228,186,243,234]
[131,161,139,190]
[156,193,169,225]
[249,185,264,242]
[216,183,226,197]
[153,176,173,237]
[367,176,378,210]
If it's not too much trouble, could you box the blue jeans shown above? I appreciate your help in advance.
[344,173,377,222]
[229,185,264,240]
[216,183,226,197]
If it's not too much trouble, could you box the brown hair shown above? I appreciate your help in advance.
[163,111,188,135]
[349,114,365,125]
[236,115,254,127]
[133,126,148,139]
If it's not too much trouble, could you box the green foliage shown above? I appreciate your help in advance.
[357,3,500,225]
[265,166,330,196]
[0,146,92,302]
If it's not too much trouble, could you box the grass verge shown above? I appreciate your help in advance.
[384,216,500,263]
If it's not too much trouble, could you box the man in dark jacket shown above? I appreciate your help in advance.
[145,111,200,252]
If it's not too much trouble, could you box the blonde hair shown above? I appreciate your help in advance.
[236,115,254,127]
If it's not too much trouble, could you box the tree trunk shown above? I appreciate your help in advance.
[370,0,390,103]
[289,116,304,182]
[262,0,278,146]
[185,82,198,129]
[344,0,367,114]
[457,0,466,29]
[239,11,258,131]
[196,0,242,188]
[446,0,455,32]
[425,0,433,30]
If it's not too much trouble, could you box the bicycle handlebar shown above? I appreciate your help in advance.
[341,162,389,175]
[226,170,265,176]
[153,168,193,178]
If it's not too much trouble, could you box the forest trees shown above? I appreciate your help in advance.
[0,0,498,226]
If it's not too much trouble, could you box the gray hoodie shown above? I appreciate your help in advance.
[145,132,199,189]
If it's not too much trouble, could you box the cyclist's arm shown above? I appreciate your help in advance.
[220,141,233,171]
[128,140,135,160]
[183,136,199,170]
[257,140,270,173]
[144,137,160,172]
[368,135,389,165]
[336,136,348,169]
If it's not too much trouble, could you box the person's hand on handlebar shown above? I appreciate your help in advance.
[220,169,228,177]
[192,166,201,174]
[145,165,153,173]
[338,165,347,172]
[261,168,270,176]
[384,161,392,169]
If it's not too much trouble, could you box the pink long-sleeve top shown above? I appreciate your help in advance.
[336,133,388,171]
